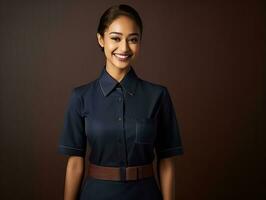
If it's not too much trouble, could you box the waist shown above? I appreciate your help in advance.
[87,163,154,182]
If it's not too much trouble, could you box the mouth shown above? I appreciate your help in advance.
[113,53,132,62]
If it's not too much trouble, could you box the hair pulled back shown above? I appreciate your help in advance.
[97,4,143,52]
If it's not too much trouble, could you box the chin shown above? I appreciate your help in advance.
[113,61,132,69]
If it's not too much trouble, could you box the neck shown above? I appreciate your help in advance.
[105,64,131,82]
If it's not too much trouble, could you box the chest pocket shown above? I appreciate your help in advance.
[135,118,157,144]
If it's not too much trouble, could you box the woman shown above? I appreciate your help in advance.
[58,4,184,200]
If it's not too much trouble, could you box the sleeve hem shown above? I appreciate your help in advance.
[58,145,86,157]
[157,146,184,159]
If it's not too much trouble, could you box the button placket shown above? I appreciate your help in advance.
[116,86,127,166]
[116,87,123,122]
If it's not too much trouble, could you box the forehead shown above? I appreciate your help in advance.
[105,16,140,35]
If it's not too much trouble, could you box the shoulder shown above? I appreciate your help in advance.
[138,78,168,96]
[71,79,98,97]
[137,79,175,109]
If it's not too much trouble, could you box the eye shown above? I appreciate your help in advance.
[130,38,138,43]
[111,37,120,42]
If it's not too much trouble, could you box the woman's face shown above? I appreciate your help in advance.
[97,16,141,70]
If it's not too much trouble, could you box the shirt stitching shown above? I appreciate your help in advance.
[59,145,84,151]
[98,79,106,96]
[155,86,167,119]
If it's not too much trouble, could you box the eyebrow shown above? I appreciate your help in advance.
[109,32,140,36]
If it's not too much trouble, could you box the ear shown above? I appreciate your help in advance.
[97,33,104,48]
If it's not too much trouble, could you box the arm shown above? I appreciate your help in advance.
[64,156,85,200]
[158,157,176,200]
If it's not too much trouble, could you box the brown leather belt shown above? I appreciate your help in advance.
[88,163,154,181]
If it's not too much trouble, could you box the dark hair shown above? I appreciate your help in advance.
[97,4,143,52]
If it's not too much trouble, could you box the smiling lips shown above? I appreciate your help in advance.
[113,53,132,61]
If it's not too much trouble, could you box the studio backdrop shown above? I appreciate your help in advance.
[0,1,265,199]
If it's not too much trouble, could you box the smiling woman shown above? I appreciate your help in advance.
[58,4,184,200]
[96,6,142,78]
[97,16,140,71]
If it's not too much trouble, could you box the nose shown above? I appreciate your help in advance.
[120,39,130,52]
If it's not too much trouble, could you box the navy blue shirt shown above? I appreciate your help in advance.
[58,65,184,167]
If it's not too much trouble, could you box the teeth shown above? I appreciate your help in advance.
[114,54,130,59]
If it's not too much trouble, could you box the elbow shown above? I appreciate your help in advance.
[66,156,85,174]
[158,157,176,171]
[158,157,176,180]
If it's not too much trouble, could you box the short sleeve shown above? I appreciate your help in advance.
[58,88,87,157]
[155,87,184,160]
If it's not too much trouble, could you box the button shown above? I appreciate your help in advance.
[118,97,122,102]
[116,84,122,89]
[118,117,122,121]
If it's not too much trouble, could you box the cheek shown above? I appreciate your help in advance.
[131,45,140,54]
[108,42,116,49]
[104,40,117,52]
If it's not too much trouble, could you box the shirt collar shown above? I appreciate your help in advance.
[98,65,139,97]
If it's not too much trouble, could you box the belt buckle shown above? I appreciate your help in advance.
[120,166,126,182]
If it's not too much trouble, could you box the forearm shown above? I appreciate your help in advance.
[64,156,85,200]
[158,157,176,200]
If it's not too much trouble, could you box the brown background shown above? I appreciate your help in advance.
[0,0,265,199]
